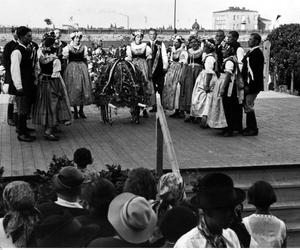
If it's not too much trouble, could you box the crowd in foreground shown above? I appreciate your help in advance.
[0,148,287,247]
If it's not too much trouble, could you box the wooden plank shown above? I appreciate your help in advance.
[156,117,163,177]
[156,93,180,175]
[0,124,12,176]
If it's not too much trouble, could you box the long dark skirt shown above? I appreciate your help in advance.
[179,64,202,112]
[32,76,72,127]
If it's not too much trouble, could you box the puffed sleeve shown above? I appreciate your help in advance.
[224,60,235,74]
[146,44,152,60]
[62,45,70,59]
[51,58,61,78]
[125,45,132,61]
[83,45,88,59]
[204,56,216,73]
[179,50,188,64]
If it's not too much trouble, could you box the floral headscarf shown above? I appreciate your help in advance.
[158,172,185,203]
[2,181,39,247]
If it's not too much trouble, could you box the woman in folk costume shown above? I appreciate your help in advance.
[219,46,244,136]
[162,35,188,118]
[190,39,219,128]
[125,30,153,117]
[179,35,204,122]
[63,31,93,119]
[32,36,72,141]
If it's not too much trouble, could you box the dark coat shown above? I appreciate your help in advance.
[242,47,264,94]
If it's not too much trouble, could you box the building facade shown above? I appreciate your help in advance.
[213,7,270,30]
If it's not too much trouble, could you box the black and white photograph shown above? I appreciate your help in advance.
[0,0,299,247]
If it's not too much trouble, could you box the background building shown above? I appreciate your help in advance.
[213,6,271,31]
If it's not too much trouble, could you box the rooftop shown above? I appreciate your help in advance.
[213,6,258,13]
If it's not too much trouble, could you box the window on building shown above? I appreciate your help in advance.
[233,15,235,20]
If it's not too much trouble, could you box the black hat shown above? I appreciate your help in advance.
[52,166,83,191]
[43,37,55,48]
[191,173,245,209]
[34,212,99,247]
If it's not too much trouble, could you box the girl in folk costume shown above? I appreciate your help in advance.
[162,35,188,118]
[63,31,93,119]
[179,35,204,122]
[219,46,244,136]
[32,36,72,141]
[125,30,153,117]
[190,39,218,128]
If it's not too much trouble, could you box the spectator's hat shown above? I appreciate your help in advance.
[191,173,245,208]
[53,166,83,191]
[108,192,157,244]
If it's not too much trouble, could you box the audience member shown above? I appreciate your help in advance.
[88,192,157,247]
[123,167,157,201]
[243,180,287,247]
[76,177,116,237]
[34,211,99,247]
[74,147,99,183]
[0,181,39,247]
[37,166,88,219]
[160,205,198,247]
[174,173,243,248]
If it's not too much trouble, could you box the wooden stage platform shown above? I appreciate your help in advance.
[0,91,300,177]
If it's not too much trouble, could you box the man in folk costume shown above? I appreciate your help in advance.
[10,26,36,142]
[147,28,168,112]
[220,31,244,136]
[174,173,243,248]
[3,27,18,126]
[214,29,226,77]
[241,33,264,136]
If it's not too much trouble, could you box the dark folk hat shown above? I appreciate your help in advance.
[191,173,245,209]
[52,166,83,191]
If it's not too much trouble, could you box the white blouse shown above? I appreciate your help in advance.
[243,214,287,248]
[125,42,152,61]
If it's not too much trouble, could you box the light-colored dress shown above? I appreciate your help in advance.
[243,214,287,248]
[125,42,153,95]
[162,45,188,110]
[190,54,218,118]
[63,43,93,106]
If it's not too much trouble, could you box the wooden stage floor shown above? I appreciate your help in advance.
[0,91,300,177]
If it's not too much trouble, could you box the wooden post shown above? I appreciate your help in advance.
[263,40,271,91]
[156,117,163,177]
[156,93,180,176]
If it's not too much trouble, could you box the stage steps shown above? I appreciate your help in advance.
[177,163,300,247]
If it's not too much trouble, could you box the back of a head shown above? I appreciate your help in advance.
[248,181,277,209]
[160,205,198,242]
[73,148,93,167]
[16,26,31,39]
[83,177,116,215]
[123,168,157,200]
[229,30,239,40]
[53,166,84,199]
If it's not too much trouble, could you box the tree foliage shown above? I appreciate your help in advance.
[267,24,300,86]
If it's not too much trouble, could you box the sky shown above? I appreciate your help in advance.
[0,0,300,29]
